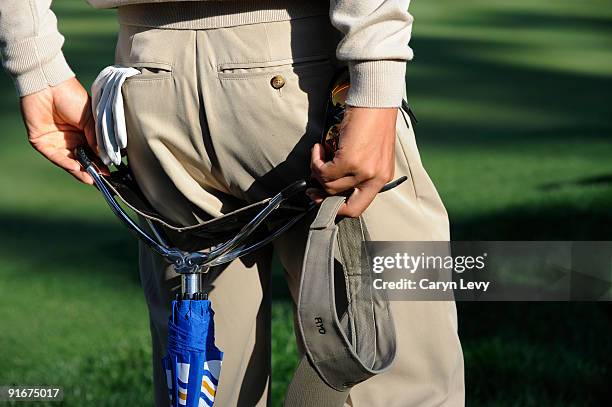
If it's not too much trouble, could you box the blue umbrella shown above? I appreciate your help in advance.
[163,299,223,407]
[74,147,318,406]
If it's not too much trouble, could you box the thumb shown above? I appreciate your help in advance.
[82,104,111,176]
[83,109,97,152]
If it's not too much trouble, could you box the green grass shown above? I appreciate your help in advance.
[0,1,611,406]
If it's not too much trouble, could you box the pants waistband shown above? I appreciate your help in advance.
[117,0,329,30]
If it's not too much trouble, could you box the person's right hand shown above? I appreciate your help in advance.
[20,77,99,184]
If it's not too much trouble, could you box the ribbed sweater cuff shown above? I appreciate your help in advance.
[346,60,407,108]
[2,34,74,96]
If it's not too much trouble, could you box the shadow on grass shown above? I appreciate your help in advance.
[540,173,612,191]
[447,7,612,34]
[445,198,612,405]
[408,9,612,146]
[0,211,140,284]
[458,302,612,406]
[451,200,612,240]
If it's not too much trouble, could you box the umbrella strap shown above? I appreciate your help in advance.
[286,196,397,405]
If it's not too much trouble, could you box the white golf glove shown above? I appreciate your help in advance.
[91,65,140,166]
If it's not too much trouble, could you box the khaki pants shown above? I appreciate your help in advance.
[117,14,464,407]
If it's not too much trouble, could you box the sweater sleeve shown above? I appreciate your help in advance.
[330,0,413,108]
[0,0,74,96]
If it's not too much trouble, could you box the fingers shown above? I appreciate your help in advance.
[316,176,358,195]
[80,95,111,178]
[95,161,112,177]
[308,105,398,217]
[50,148,95,185]
[305,187,326,204]
[83,110,98,153]
[310,143,346,183]
[60,122,111,177]
[311,143,361,194]
[309,141,387,217]
[337,183,380,218]
[305,181,382,218]
[31,132,96,185]
[21,78,105,185]
[68,166,95,185]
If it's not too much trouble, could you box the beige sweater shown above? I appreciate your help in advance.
[0,0,413,107]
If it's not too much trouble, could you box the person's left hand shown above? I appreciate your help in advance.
[308,106,397,217]
[20,77,101,184]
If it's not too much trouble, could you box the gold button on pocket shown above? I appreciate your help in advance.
[270,75,286,89]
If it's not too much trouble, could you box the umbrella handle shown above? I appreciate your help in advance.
[181,274,203,299]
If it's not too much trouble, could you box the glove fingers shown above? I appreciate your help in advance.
[91,65,141,166]
[92,67,115,163]
[98,69,121,166]
[113,67,140,151]
[91,65,116,111]
[105,71,124,165]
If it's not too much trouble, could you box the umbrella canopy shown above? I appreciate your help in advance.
[163,299,223,406]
